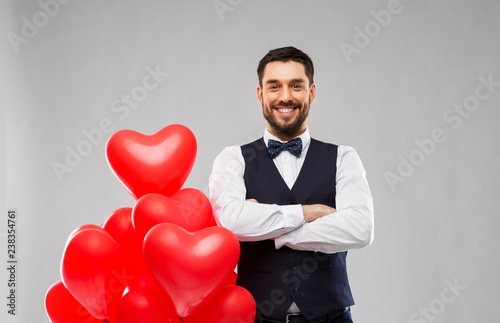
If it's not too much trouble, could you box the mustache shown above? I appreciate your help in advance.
[272,101,300,108]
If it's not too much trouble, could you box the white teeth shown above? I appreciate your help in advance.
[278,108,294,113]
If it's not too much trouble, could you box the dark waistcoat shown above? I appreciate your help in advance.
[238,137,354,321]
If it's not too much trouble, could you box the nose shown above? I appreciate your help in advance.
[279,87,292,103]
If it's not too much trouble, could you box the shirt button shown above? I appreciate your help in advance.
[290,264,297,270]
[290,287,298,292]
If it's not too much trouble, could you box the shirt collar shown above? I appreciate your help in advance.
[263,128,311,150]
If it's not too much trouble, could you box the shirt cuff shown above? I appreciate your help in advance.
[274,204,304,247]
[280,204,305,228]
[274,225,299,249]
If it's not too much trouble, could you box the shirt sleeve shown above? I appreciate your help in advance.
[274,145,374,253]
[209,145,306,242]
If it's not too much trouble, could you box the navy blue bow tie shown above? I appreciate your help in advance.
[267,138,303,159]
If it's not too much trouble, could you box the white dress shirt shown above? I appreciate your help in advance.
[209,128,374,254]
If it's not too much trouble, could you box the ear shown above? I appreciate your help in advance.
[309,83,317,104]
[256,85,263,106]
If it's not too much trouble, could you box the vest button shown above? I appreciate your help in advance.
[290,264,297,270]
[290,287,298,292]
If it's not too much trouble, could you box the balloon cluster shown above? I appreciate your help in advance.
[45,125,256,323]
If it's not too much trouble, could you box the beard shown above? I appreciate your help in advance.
[263,99,310,139]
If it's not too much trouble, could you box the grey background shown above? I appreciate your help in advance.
[1,0,499,322]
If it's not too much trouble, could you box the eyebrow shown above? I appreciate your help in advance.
[265,78,307,85]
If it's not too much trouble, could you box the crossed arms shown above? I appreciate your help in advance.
[209,145,374,254]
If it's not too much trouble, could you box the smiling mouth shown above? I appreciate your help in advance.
[274,106,298,115]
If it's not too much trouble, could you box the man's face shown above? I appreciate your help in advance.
[257,61,316,141]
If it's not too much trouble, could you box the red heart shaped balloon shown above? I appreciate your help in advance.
[172,188,214,227]
[115,286,177,323]
[45,280,102,323]
[184,286,256,323]
[132,188,214,241]
[65,224,102,249]
[61,227,126,320]
[143,223,240,318]
[106,124,197,200]
[103,207,150,284]
[226,271,238,286]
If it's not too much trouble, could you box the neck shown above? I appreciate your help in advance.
[267,126,306,142]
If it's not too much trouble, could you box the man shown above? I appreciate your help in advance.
[209,46,374,323]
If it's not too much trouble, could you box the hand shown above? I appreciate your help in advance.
[302,204,336,223]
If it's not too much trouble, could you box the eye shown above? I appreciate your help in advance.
[268,85,279,90]
[292,84,303,89]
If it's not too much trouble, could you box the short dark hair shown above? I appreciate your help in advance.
[257,46,314,87]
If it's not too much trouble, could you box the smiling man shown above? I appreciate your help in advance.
[209,46,374,323]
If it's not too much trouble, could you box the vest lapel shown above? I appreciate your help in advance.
[290,138,316,192]
[256,138,293,193]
